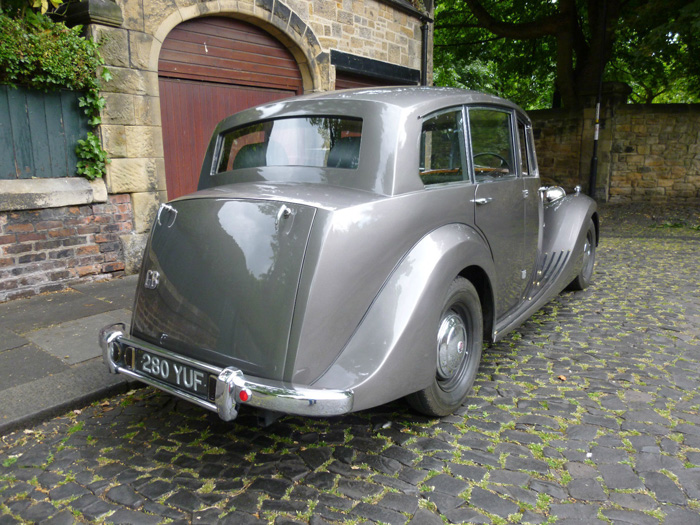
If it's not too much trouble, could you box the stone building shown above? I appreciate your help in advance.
[0,0,432,302]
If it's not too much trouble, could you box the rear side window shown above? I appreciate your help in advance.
[216,117,362,173]
[419,109,467,186]
[468,108,516,182]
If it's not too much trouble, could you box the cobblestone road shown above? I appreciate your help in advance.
[1,206,700,524]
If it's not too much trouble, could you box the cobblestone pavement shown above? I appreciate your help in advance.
[1,205,700,525]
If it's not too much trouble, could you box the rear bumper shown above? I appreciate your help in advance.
[99,324,353,421]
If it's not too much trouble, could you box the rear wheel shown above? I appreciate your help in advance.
[567,218,597,291]
[408,277,483,417]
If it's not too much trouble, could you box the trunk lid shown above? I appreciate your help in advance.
[131,197,316,381]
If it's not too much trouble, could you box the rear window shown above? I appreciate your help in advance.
[216,117,363,173]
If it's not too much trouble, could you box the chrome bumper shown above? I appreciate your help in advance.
[99,324,353,421]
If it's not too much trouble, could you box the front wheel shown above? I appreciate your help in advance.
[407,277,483,417]
[567,218,597,291]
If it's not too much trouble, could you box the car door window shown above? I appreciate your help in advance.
[468,108,516,182]
[419,109,467,186]
[517,119,538,178]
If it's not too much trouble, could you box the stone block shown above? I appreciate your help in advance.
[102,93,136,125]
[129,32,155,71]
[131,191,161,233]
[101,125,128,158]
[155,158,167,192]
[143,0,180,36]
[119,231,148,274]
[0,178,98,212]
[103,67,158,96]
[125,126,164,158]
[119,0,144,31]
[106,158,157,194]
[133,96,161,127]
[178,1,219,26]
[94,26,130,68]
[89,178,108,203]
[231,0,254,17]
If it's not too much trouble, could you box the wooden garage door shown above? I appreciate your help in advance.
[159,17,303,199]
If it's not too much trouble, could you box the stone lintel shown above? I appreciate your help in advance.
[0,178,108,213]
[64,0,124,29]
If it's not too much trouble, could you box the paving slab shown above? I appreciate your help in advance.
[0,327,28,352]
[0,344,68,390]
[25,309,132,365]
[0,358,132,433]
[0,290,117,334]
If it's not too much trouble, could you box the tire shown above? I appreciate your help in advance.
[567,218,597,291]
[407,277,483,417]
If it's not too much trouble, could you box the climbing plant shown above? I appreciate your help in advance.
[0,7,111,179]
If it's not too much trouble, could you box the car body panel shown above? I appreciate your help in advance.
[101,87,598,421]
[131,197,316,380]
[312,223,496,411]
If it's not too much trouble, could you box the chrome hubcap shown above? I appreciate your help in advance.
[437,311,468,380]
[582,230,594,278]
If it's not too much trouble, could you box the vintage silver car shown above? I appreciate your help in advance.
[100,87,598,423]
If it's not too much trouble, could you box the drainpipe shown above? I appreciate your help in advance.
[421,18,430,86]
[588,0,608,199]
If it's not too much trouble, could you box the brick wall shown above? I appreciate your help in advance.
[529,104,700,202]
[0,195,133,302]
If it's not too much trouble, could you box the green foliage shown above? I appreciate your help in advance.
[610,0,700,104]
[76,132,109,180]
[433,0,700,109]
[0,9,110,178]
[1,0,62,17]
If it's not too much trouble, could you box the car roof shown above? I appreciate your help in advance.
[252,86,527,119]
[203,87,531,197]
[298,86,514,108]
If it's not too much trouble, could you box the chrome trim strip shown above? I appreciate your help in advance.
[99,326,354,421]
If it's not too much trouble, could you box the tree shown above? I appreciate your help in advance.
[434,0,700,109]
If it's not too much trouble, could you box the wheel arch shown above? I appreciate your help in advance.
[459,265,495,343]
[311,222,497,412]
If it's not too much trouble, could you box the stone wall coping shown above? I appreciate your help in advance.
[0,178,108,213]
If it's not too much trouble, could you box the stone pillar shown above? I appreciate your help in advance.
[67,0,163,274]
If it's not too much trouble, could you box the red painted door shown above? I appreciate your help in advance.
[159,18,303,199]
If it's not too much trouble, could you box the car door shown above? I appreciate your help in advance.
[517,117,541,281]
[467,107,527,317]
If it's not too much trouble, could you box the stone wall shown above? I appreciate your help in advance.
[530,104,700,202]
[0,195,134,302]
[609,105,700,202]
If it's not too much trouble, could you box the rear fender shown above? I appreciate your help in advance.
[312,223,495,412]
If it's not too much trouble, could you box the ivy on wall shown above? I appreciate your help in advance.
[0,8,111,179]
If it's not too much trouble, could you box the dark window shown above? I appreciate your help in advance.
[419,110,467,186]
[216,117,363,173]
[468,108,516,182]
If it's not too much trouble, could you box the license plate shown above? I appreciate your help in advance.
[134,349,210,398]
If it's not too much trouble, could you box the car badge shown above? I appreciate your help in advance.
[144,270,160,290]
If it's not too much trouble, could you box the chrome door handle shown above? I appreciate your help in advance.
[523,189,529,198]
[470,198,492,205]
[156,204,178,228]
[276,204,292,226]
